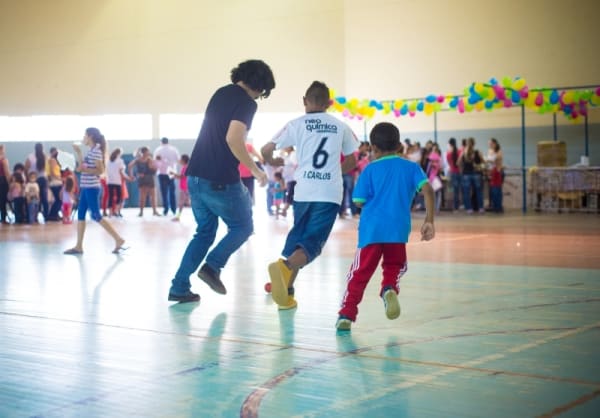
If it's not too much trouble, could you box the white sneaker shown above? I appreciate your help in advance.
[383,289,401,319]
[336,317,352,331]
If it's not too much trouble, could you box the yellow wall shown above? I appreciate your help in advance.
[0,0,598,126]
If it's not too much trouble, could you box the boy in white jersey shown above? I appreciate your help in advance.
[261,81,359,309]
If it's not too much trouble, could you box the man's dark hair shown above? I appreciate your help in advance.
[161,137,169,144]
[231,59,276,98]
[369,122,400,152]
[304,81,330,108]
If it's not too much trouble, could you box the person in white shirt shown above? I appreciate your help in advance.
[261,81,359,310]
[106,148,132,216]
[154,137,180,216]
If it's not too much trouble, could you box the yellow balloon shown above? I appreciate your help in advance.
[513,78,526,91]
[393,100,404,110]
[474,101,484,111]
[563,91,574,104]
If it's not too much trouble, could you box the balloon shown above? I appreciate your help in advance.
[563,91,575,104]
[474,82,486,94]
[393,109,401,117]
[535,92,544,106]
[511,90,521,103]
[489,77,498,85]
[513,78,526,91]
[393,100,404,109]
[336,97,347,104]
[400,104,408,115]
[426,94,436,103]
[424,103,434,115]
[457,99,465,113]
[416,101,424,111]
[468,93,481,105]
[437,95,445,103]
[474,101,484,111]
[519,87,529,98]
[501,76,513,87]
[549,90,559,104]
[485,100,494,109]
[449,97,458,108]
[596,87,600,96]
[409,111,416,117]
[493,85,506,100]
[503,99,512,108]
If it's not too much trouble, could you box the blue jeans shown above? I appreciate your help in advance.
[78,187,102,221]
[340,173,357,215]
[158,174,177,215]
[450,172,462,210]
[170,177,253,294]
[282,201,339,264]
[462,173,483,211]
[490,186,503,212]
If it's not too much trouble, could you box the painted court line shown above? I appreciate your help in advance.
[241,321,600,418]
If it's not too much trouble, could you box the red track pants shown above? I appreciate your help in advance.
[338,243,407,322]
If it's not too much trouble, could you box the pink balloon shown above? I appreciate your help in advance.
[437,95,445,103]
[503,99,512,108]
[457,99,465,113]
[535,92,544,106]
[519,87,529,98]
[493,85,506,100]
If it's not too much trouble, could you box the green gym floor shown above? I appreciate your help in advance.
[1,207,598,417]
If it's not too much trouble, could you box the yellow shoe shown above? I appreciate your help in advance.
[278,295,297,310]
[268,259,292,305]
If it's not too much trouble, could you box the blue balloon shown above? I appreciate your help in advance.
[417,101,424,111]
[426,94,437,103]
[511,90,521,103]
[485,100,494,109]
[489,77,498,85]
[336,97,346,104]
[468,93,481,105]
[400,104,408,115]
[550,90,559,104]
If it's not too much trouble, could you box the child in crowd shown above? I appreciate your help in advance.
[172,154,190,221]
[61,176,76,224]
[25,171,40,224]
[336,122,435,331]
[272,171,286,219]
[8,164,27,224]
[489,165,503,213]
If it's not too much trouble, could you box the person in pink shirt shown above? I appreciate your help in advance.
[238,142,264,204]
[446,137,462,211]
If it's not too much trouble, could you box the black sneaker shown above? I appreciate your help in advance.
[168,291,200,303]
[198,264,227,295]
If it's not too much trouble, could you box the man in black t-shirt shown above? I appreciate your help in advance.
[168,59,275,303]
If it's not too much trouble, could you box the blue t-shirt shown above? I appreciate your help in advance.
[353,155,428,248]
[187,84,257,184]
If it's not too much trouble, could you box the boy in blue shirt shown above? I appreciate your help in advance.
[337,122,435,331]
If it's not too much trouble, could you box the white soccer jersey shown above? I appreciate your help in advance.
[271,112,359,204]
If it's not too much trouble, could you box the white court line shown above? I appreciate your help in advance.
[409,233,489,245]
[295,321,600,418]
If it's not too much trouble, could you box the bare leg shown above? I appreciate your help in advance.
[99,218,125,251]
[284,248,308,289]
[138,188,147,216]
[151,188,159,215]
[74,220,86,250]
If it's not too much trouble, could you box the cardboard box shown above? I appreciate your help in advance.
[537,141,566,167]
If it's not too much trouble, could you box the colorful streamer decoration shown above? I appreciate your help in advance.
[329,77,600,122]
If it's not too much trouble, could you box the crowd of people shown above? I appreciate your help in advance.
[403,136,505,214]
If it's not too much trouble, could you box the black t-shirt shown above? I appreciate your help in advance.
[187,84,257,184]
